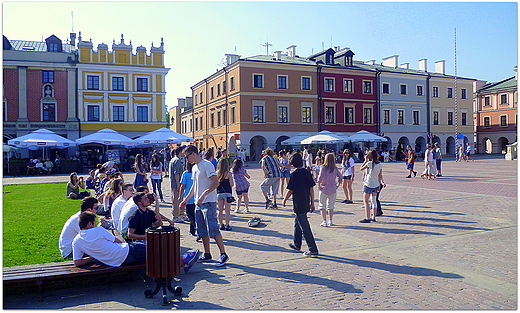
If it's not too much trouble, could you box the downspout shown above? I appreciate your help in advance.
[224,66,229,150]
[204,78,208,148]
[426,73,431,144]
[191,87,195,141]
[317,64,323,132]
[376,69,381,136]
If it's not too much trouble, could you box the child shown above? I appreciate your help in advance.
[231,159,250,213]
[313,156,323,181]
[179,162,196,237]
[282,152,318,258]
[216,158,234,231]
[317,153,342,227]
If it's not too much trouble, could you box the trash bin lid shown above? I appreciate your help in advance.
[146,225,178,233]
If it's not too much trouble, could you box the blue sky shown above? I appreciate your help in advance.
[3,1,517,109]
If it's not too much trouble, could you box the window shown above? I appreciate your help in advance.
[217,111,221,126]
[383,109,390,124]
[483,116,490,127]
[447,87,453,98]
[501,94,508,105]
[210,112,215,128]
[400,84,407,95]
[500,115,507,127]
[363,107,372,124]
[42,103,55,121]
[344,107,354,124]
[230,77,235,91]
[433,111,439,125]
[363,81,372,94]
[447,111,453,125]
[484,96,490,107]
[194,94,198,105]
[278,76,287,89]
[137,78,148,92]
[302,77,311,90]
[433,86,439,97]
[302,104,312,124]
[223,109,227,124]
[344,79,353,93]
[48,43,58,52]
[210,87,214,99]
[461,112,467,125]
[136,106,148,122]
[43,71,54,83]
[231,107,236,124]
[412,110,419,125]
[200,116,203,129]
[222,81,226,94]
[113,106,124,122]
[217,84,221,96]
[416,85,423,96]
[253,74,263,88]
[199,92,203,103]
[112,77,124,91]
[195,116,198,131]
[253,105,264,123]
[382,83,390,94]
[87,75,100,90]
[3,101,7,122]
[278,106,288,123]
[325,106,335,124]
[325,78,334,92]
[87,105,100,121]
[461,88,467,99]
[397,110,404,124]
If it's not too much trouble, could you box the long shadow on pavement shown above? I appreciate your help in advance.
[383,208,465,216]
[382,215,477,224]
[341,225,444,235]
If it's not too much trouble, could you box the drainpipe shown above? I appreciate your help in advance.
[191,87,195,141]
[426,73,431,144]
[204,78,208,148]
[224,67,229,150]
[376,69,381,136]
[317,64,323,132]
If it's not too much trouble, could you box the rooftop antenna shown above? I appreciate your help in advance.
[71,11,74,32]
[261,40,272,55]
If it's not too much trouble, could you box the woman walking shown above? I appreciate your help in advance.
[434,142,443,177]
[149,154,165,201]
[405,145,417,178]
[359,150,386,223]
[216,158,234,230]
[341,149,355,204]
[133,154,148,188]
[317,153,342,227]
[278,150,291,199]
[231,159,251,213]
[421,145,436,180]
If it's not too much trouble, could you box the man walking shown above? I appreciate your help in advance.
[260,147,282,209]
[170,146,186,222]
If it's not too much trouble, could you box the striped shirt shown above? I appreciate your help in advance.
[261,155,282,178]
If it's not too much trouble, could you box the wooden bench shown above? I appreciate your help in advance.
[3,261,145,301]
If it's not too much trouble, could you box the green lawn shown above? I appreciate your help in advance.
[3,183,81,267]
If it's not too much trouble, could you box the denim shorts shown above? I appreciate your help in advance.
[343,175,352,180]
[195,202,221,238]
[364,185,380,194]
[236,188,249,195]
[217,192,233,201]
[406,162,414,170]
[281,171,291,178]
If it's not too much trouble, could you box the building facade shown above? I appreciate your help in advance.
[475,74,517,154]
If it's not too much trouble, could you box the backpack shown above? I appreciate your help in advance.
[247,216,261,227]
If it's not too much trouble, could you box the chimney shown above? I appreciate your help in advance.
[382,55,399,68]
[365,60,376,65]
[400,63,409,69]
[70,32,76,49]
[225,54,240,66]
[419,59,428,72]
[286,45,296,57]
[273,51,282,60]
[435,60,446,75]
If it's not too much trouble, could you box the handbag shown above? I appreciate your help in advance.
[226,196,236,203]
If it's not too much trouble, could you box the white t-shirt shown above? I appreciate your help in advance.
[363,161,383,188]
[59,211,81,258]
[111,195,128,231]
[342,158,355,176]
[150,162,163,180]
[118,199,138,233]
[72,226,129,267]
[192,159,217,204]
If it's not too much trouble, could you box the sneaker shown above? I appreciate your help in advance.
[198,253,212,262]
[341,199,348,203]
[303,251,318,258]
[320,221,328,227]
[288,243,301,251]
[220,224,226,230]
[413,171,417,177]
[405,175,411,178]
[195,236,202,242]
[215,253,229,267]
[183,249,201,273]
[327,221,333,226]
[244,208,251,213]
[271,203,278,209]
[234,209,240,213]
[359,219,371,223]
[265,200,272,209]
[225,225,232,231]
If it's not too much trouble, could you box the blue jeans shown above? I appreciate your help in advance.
[151,178,163,199]
[121,241,146,265]
[186,203,196,236]
[195,202,221,238]
[293,213,318,254]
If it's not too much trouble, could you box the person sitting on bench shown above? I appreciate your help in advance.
[127,192,163,241]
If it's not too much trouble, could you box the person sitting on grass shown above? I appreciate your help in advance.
[67,172,90,199]
[59,197,104,259]
[72,211,201,273]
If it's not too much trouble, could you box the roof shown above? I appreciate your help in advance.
[477,76,517,93]
[353,60,476,80]
[7,39,72,53]
[243,54,316,66]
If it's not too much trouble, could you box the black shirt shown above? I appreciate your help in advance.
[128,208,157,235]
[287,168,316,214]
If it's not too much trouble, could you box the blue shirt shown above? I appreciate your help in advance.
[180,170,194,205]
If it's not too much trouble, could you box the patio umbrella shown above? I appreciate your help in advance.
[76,128,137,146]
[3,144,19,153]
[8,129,76,148]
[280,132,312,145]
[133,127,193,145]
[347,130,387,143]
[301,131,346,145]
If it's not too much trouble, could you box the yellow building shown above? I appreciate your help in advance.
[76,32,169,138]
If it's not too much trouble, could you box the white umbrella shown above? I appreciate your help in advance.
[134,127,193,145]
[3,144,19,153]
[281,132,312,145]
[347,130,388,143]
[301,131,346,145]
[76,128,136,146]
[8,129,76,148]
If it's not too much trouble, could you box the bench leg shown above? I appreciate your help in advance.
[144,277,182,306]
[36,280,43,302]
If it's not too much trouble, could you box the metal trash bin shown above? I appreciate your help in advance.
[144,226,182,305]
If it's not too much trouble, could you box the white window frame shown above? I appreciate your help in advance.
[324,77,335,92]
[344,105,355,124]
[135,76,149,92]
[135,104,150,122]
[324,104,335,124]
[87,104,101,122]
[500,94,508,105]
[301,76,311,91]
[344,79,354,93]
[461,88,467,99]
[400,84,408,95]
[416,85,424,96]
[363,80,373,94]
[383,109,390,124]
[230,76,235,91]
[447,87,453,98]
[381,82,390,94]
[412,110,420,125]
[432,86,439,98]
[483,116,491,128]
[252,100,266,123]
[86,73,101,90]
[432,109,440,125]
[461,109,468,126]
[500,114,508,127]
[301,101,313,124]
[253,73,264,89]
[397,109,405,125]
[363,107,373,124]
[112,104,126,122]
[110,75,125,91]
[277,75,288,90]
[447,109,454,125]
[277,101,290,124]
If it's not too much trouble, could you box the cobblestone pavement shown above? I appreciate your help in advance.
[3,155,517,309]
